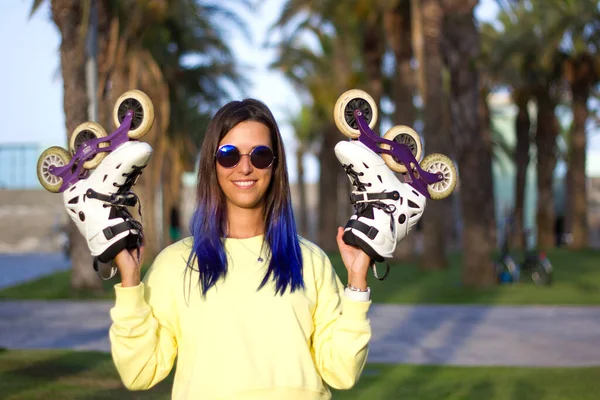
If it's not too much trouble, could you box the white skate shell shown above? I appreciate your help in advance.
[63,141,153,274]
[335,140,426,261]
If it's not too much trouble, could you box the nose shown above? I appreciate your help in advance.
[237,154,253,174]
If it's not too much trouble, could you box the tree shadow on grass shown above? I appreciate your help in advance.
[0,350,174,400]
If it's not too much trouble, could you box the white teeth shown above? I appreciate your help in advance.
[233,181,255,188]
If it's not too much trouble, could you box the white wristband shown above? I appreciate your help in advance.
[344,287,371,302]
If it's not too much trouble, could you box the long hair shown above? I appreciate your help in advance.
[186,99,304,296]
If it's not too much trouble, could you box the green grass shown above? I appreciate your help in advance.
[1,349,599,400]
[330,248,600,305]
[2,248,600,305]
[0,264,152,300]
[0,349,171,399]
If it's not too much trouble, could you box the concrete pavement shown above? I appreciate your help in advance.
[2,252,600,367]
[1,300,600,367]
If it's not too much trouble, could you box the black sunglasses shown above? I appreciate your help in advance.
[215,144,275,169]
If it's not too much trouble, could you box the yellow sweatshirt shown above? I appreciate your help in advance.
[109,235,372,399]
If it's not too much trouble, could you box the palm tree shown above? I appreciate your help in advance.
[441,0,498,286]
[287,106,318,238]
[384,0,416,126]
[547,0,600,249]
[382,0,421,261]
[564,52,599,249]
[481,0,569,252]
[32,0,248,289]
[480,13,534,250]
[417,0,453,270]
[30,0,104,291]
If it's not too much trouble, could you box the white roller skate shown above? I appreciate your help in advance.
[332,88,458,280]
[37,90,155,279]
[63,141,153,278]
[335,140,426,264]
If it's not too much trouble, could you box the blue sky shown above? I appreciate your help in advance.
[2,0,596,184]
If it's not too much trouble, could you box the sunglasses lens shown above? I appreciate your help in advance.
[216,145,240,168]
[251,146,275,169]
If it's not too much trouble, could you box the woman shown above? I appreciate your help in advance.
[110,98,373,400]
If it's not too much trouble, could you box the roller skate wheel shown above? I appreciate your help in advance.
[37,146,71,193]
[333,89,378,139]
[69,122,108,169]
[113,89,155,139]
[380,125,423,173]
[419,153,458,200]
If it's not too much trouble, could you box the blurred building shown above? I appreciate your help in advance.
[0,143,67,253]
[487,91,600,248]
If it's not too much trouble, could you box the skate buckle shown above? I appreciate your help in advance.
[350,191,400,204]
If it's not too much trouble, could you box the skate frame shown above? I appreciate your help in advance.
[354,110,443,199]
[49,111,135,192]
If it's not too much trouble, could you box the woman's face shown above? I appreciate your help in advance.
[216,120,274,213]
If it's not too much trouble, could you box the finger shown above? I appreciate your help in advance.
[114,248,136,271]
[336,227,346,248]
[138,245,146,264]
[127,246,144,267]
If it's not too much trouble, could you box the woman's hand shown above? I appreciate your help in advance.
[336,227,371,290]
[114,246,145,287]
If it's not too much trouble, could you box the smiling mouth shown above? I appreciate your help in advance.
[232,180,257,189]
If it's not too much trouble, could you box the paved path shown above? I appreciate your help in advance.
[0,253,70,290]
[2,253,600,367]
[1,300,600,367]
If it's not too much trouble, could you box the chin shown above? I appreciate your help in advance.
[228,196,265,210]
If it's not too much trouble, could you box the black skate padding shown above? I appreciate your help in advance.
[97,233,141,264]
[345,219,379,240]
[342,230,384,263]
[97,220,143,263]
[103,220,134,240]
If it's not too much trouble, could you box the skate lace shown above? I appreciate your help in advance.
[344,163,397,231]
[343,164,370,191]
[110,164,145,236]
[345,165,395,212]
[342,165,393,282]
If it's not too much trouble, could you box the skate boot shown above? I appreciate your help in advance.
[335,140,426,266]
[63,141,153,279]
[36,90,155,279]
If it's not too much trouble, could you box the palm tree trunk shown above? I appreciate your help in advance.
[384,1,418,261]
[162,140,183,246]
[420,0,450,270]
[567,77,590,249]
[534,89,559,251]
[96,2,117,129]
[363,14,385,132]
[565,57,593,249]
[442,1,497,287]
[52,0,104,292]
[318,124,340,252]
[411,0,426,104]
[296,146,308,237]
[513,92,531,250]
[384,1,415,125]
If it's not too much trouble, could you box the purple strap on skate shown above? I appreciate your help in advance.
[49,111,135,192]
[353,111,443,199]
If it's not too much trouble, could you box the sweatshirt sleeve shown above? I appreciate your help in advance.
[310,254,372,390]
[108,249,179,390]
